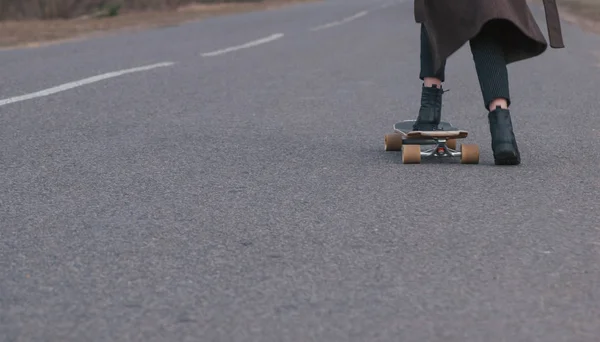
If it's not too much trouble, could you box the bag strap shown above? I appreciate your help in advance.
[542,0,565,48]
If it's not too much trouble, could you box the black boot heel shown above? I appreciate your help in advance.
[488,106,521,165]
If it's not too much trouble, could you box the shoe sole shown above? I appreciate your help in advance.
[494,150,521,165]
[493,143,520,165]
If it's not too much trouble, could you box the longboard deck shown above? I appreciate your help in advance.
[394,120,468,140]
[385,120,479,164]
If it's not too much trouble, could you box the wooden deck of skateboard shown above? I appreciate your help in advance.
[393,120,468,141]
[405,130,468,139]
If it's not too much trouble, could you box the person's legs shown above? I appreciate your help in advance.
[469,25,521,165]
[414,24,446,131]
[420,24,446,84]
[469,27,511,111]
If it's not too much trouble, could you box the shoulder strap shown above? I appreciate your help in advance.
[542,0,565,48]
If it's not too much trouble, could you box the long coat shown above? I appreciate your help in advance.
[414,0,564,72]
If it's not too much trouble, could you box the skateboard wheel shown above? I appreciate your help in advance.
[460,144,479,164]
[447,139,457,150]
[384,133,403,151]
[402,145,421,164]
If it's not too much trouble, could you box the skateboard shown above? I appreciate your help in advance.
[384,120,479,164]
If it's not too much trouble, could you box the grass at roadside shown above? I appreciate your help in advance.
[0,0,318,49]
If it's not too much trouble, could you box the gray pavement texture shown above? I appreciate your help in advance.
[1,0,600,341]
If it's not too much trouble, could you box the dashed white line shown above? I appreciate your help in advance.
[310,11,369,31]
[201,33,284,57]
[0,62,175,107]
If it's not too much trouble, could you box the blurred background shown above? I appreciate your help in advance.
[0,0,598,49]
[0,0,309,48]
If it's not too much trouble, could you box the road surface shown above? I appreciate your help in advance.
[1,0,599,341]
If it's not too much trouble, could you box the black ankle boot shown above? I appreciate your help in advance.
[413,84,444,131]
[488,106,521,165]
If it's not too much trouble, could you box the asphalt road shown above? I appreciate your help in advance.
[1,0,600,341]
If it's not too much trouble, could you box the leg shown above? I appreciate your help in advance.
[414,24,447,131]
[420,24,446,84]
[469,26,511,111]
[469,26,520,165]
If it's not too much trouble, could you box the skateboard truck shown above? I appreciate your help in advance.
[384,120,479,164]
[421,138,461,157]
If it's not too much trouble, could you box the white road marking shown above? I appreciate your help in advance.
[0,62,175,107]
[201,33,284,57]
[310,11,369,31]
[378,2,395,9]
